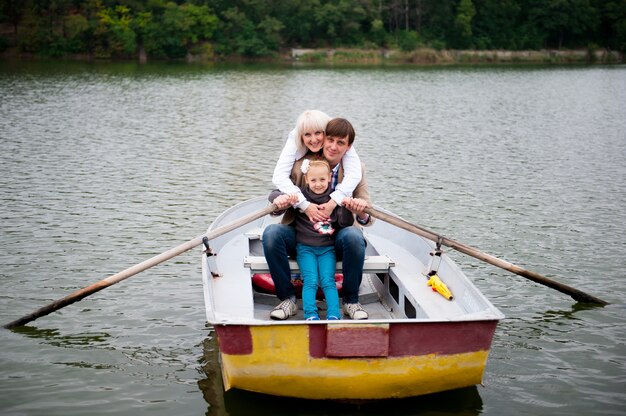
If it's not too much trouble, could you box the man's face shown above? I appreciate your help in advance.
[323,135,351,167]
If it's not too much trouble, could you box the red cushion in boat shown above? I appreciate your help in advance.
[252,273,343,299]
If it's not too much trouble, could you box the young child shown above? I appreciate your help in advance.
[269,160,354,320]
[272,110,362,215]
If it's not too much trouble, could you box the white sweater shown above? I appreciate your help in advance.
[272,128,362,210]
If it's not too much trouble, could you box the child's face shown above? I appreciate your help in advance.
[305,165,331,194]
[301,128,325,153]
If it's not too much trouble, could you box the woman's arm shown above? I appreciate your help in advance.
[272,129,309,209]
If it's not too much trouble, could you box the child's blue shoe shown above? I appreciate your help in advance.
[306,315,320,321]
[327,315,340,320]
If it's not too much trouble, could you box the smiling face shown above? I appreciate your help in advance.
[295,110,331,154]
[305,163,331,194]
[301,128,325,153]
[323,134,351,168]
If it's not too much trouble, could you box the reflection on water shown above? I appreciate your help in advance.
[13,325,111,348]
[1,61,625,416]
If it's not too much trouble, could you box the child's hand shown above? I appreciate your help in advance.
[305,204,330,222]
[318,199,338,215]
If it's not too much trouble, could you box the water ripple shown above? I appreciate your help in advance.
[1,62,625,416]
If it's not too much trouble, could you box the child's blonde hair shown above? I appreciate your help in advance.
[302,160,332,189]
[294,110,331,154]
[304,159,331,175]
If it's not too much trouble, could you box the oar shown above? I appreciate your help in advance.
[365,207,609,306]
[3,204,277,329]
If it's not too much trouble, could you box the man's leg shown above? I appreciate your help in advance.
[262,224,297,301]
[334,227,365,304]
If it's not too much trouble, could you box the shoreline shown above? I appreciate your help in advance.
[288,48,624,65]
[1,47,623,66]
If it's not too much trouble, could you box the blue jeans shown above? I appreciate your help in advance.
[262,224,366,304]
[296,243,340,319]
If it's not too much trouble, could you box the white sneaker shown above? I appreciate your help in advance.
[270,299,297,320]
[343,303,368,320]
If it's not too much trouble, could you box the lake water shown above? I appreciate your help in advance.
[1,60,625,416]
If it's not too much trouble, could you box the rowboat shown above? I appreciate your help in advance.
[201,196,504,400]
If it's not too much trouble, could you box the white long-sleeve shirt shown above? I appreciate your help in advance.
[272,128,362,210]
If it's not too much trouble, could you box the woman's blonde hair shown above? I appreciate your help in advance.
[294,110,331,153]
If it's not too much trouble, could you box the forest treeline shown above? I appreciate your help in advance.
[1,0,624,61]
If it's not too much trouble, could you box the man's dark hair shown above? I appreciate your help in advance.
[325,118,355,145]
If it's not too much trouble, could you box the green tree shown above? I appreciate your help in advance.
[417,0,455,48]
[273,0,319,46]
[370,18,387,46]
[472,0,521,49]
[397,30,419,51]
[525,0,598,49]
[0,0,26,36]
[63,13,89,52]
[135,2,217,59]
[95,5,137,57]
[601,0,626,51]
[313,0,367,46]
[452,0,476,49]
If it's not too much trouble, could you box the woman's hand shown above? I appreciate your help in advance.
[273,193,298,211]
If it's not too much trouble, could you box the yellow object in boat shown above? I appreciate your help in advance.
[428,274,454,300]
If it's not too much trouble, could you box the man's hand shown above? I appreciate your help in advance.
[273,193,298,211]
[304,203,330,222]
[342,197,370,222]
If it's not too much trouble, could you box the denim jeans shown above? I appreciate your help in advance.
[296,243,340,319]
[262,224,366,304]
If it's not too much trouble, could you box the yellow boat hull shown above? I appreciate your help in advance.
[215,321,498,400]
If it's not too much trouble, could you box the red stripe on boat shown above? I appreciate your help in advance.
[326,326,389,357]
[309,321,498,358]
[214,325,253,355]
[388,321,498,356]
[309,325,327,358]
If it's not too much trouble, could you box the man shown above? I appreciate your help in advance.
[262,118,373,320]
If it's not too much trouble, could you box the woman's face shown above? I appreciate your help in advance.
[301,128,325,153]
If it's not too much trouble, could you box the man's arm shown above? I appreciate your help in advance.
[343,164,374,226]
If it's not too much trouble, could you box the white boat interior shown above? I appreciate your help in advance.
[202,197,503,325]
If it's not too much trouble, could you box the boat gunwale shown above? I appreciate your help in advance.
[207,315,504,326]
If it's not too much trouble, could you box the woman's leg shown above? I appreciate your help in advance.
[334,226,365,304]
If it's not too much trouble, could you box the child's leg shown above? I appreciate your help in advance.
[317,246,340,319]
[296,243,320,319]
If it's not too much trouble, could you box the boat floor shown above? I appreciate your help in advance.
[251,274,396,321]
[253,295,393,321]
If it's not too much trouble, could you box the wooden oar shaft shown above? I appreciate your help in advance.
[3,204,277,329]
[366,207,608,306]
